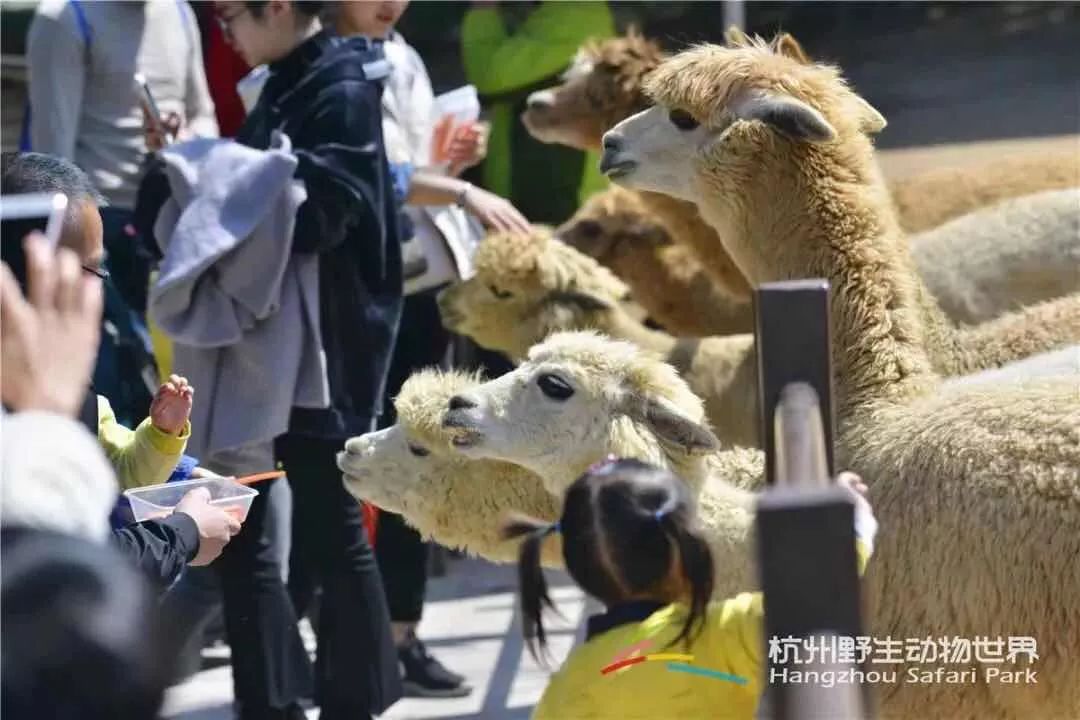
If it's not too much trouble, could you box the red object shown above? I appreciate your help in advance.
[362,503,379,546]
[193,2,250,137]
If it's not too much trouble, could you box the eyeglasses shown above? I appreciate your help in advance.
[216,7,249,36]
[82,263,109,280]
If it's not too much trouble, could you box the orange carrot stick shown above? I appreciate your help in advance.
[234,470,286,486]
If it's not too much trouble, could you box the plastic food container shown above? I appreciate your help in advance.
[124,476,259,524]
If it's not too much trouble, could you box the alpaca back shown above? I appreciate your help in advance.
[912,189,1080,324]
[844,377,1080,719]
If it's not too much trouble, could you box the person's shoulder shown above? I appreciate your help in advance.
[30,0,83,32]
[33,0,72,20]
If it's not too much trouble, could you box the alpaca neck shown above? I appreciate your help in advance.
[700,139,937,416]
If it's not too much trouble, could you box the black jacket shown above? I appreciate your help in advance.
[138,31,403,440]
[110,514,199,592]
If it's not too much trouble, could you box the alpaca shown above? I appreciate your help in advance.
[555,185,753,335]
[339,367,758,591]
[443,330,1080,719]
[563,185,1080,326]
[890,153,1080,233]
[437,232,759,447]
[435,227,635,358]
[595,34,1080,717]
[440,229,1077,448]
[527,30,1079,299]
[338,368,564,566]
[912,188,1080,323]
[521,28,663,153]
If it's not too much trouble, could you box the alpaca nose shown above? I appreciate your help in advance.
[601,132,623,154]
[526,90,554,111]
[448,395,477,411]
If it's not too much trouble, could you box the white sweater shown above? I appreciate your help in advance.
[27,0,218,208]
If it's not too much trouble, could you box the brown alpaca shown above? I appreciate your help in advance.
[601,34,1080,719]
[555,185,753,335]
[522,28,664,152]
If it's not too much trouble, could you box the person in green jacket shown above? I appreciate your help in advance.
[461,0,614,224]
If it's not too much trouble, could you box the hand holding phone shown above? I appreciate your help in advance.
[135,73,179,150]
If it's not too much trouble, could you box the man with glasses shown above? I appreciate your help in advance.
[1,151,194,491]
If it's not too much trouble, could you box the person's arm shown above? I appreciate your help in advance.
[405,171,531,234]
[97,395,190,491]
[110,514,199,591]
[461,2,616,95]
[26,6,87,158]
[179,3,219,140]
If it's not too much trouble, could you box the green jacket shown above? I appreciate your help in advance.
[462,2,614,223]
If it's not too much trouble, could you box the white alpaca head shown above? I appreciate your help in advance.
[441,331,719,491]
[339,369,485,512]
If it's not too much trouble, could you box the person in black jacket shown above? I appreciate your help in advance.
[138,3,405,718]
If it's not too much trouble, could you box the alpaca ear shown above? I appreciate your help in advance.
[543,290,614,314]
[724,25,752,48]
[773,33,811,64]
[733,91,836,143]
[621,394,720,455]
[853,96,887,134]
[557,220,616,259]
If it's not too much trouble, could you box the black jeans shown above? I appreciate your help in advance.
[277,434,402,717]
[372,290,451,623]
[213,474,312,717]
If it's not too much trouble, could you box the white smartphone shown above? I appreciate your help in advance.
[1,192,69,290]
[135,72,170,144]
[0,192,68,248]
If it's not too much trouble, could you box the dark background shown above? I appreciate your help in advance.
[395,1,1080,149]
[3,2,1078,151]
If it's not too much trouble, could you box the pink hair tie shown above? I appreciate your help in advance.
[588,454,620,474]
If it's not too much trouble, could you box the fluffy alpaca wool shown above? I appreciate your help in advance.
[339,369,564,567]
[599,35,1080,718]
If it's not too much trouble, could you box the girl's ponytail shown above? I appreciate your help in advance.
[665,513,715,650]
[502,514,561,663]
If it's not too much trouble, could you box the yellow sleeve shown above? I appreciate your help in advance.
[97,396,190,490]
[699,538,874,686]
[461,2,615,95]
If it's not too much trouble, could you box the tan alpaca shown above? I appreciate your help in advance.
[555,185,753,335]
[596,35,1079,718]
[563,184,1080,326]
[527,30,1079,306]
[440,228,1078,449]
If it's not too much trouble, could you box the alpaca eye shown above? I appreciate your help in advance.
[576,220,602,239]
[536,373,574,401]
[668,108,700,131]
[407,443,430,457]
[489,284,513,299]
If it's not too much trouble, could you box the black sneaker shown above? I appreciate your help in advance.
[398,637,472,698]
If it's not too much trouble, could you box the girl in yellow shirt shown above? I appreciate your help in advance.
[504,458,877,720]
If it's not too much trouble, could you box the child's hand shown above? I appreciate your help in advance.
[150,374,193,435]
[837,471,877,547]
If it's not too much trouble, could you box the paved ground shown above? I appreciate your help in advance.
[162,557,592,720]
